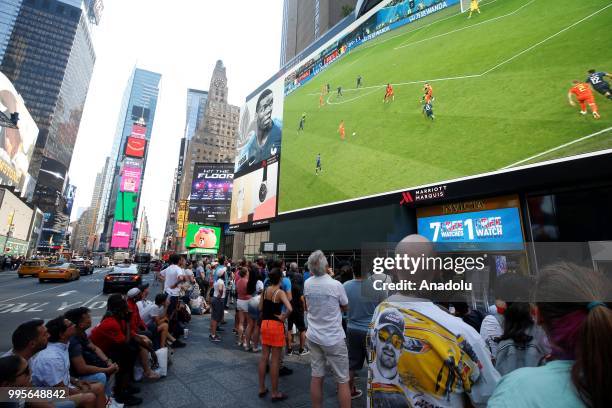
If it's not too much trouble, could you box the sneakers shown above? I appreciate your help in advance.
[114,394,143,406]
[298,348,310,356]
[286,348,293,355]
[278,366,293,376]
[351,389,363,399]
[172,339,187,348]
[209,334,221,342]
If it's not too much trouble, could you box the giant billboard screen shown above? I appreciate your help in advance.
[111,221,132,248]
[188,162,234,223]
[271,0,612,214]
[0,73,38,195]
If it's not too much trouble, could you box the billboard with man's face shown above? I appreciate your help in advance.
[0,73,38,195]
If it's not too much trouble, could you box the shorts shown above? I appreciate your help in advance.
[347,328,368,371]
[211,297,224,322]
[594,84,611,95]
[237,299,249,312]
[79,372,110,396]
[261,320,285,347]
[287,311,306,332]
[306,338,350,383]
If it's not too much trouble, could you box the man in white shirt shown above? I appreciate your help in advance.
[209,268,226,342]
[367,235,500,408]
[162,254,185,340]
[304,250,350,408]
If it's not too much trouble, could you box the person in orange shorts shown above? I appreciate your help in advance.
[338,120,346,140]
[383,83,395,103]
[319,93,324,108]
[423,82,434,104]
[568,80,600,119]
[257,268,292,402]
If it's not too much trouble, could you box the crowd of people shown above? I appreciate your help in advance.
[2,236,611,408]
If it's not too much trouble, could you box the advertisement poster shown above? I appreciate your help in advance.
[0,73,38,194]
[234,78,284,176]
[125,137,146,158]
[130,123,146,139]
[114,191,138,222]
[230,159,278,226]
[185,224,221,254]
[111,221,132,248]
[189,163,233,223]
[417,207,524,251]
[120,166,141,192]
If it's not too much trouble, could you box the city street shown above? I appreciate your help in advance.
[0,268,156,352]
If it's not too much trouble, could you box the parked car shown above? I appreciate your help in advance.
[72,257,94,275]
[18,260,48,278]
[103,263,141,294]
[39,262,80,283]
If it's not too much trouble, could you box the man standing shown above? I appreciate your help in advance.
[315,153,322,175]
[209,267,226,342]
[298,113,306,132]
[357,75,363,88]
[367,235,500,408]
[162,254,185,338]
[304,250,351,408]
[343,263,385,399]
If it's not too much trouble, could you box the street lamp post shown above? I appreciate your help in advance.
[2,211,15,256]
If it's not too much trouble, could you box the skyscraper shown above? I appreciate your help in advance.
[0,0,101,250]
[185,89,208,142]
[280,0,359,67]
[98,67,161,251]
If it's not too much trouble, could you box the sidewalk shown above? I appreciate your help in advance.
[138,305,367,408]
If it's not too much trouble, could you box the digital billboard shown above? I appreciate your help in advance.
[189,163,233,222]
[185,224,221,254]
[125,136,146,158]
[120,166,141,192]
[111,221,132,248]
[130,123,146,139]
[114,191,138,222]
[230,158,278,226]
[274,0,612,214]
[0,73,38,195]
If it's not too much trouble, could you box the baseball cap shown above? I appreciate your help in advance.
[376,308,405,333]
[127,288,141,298]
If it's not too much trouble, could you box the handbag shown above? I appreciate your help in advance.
[155,347,168,377]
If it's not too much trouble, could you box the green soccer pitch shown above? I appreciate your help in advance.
[278,0,612,213]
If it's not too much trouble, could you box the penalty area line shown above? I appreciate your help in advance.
[501,127,612,170]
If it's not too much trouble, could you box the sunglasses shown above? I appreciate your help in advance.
[377,328,404,350]
[16,365,31,378]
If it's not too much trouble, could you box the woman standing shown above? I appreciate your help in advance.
[257,267,292,402]
[489,262,612,408]
[235,267,252,348]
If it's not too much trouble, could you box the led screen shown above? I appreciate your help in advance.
[120,166,141,192]
[185,224,221,254]
[230,158,278,226]
[274,0,612,214]
[125,137,146,158]
[111,221,132,248]
[114,191,138,222]
[189,162,233,223]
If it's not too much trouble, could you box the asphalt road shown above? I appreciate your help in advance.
[0,268,157,352]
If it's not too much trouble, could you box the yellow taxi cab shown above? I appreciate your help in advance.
[18,260,48,278]
[38,262,80,283]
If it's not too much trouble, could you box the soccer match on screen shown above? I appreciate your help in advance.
[279,0,611,213]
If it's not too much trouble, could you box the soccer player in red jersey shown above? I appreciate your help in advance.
[568,80,600,119]
[383,83,394,103]
[338,120,346,140]
[423,83,434,104]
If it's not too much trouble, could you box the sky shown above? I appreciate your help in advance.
[69,0,284,249]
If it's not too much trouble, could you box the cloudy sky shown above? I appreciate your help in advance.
[69,0,284,248]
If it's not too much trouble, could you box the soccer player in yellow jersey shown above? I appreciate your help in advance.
[468,0,480,18]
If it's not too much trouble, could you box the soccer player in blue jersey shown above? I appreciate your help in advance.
[315,153,322,175]
[586,69,612,99]
[423,101,434,120]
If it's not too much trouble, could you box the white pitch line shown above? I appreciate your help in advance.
[394,0,536,50]
[326,87,380,105]
[501,127,612,169]
[481,2,612,75]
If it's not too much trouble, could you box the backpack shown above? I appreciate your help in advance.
[495,325,547,376]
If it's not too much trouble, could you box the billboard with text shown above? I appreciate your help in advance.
[189,162,233,223]
[111,221,131,248]
[125,137,146,158]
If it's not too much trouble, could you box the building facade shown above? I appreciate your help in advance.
[280,0,358,67]
[98,68,161,252]
[0,0,101,250]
